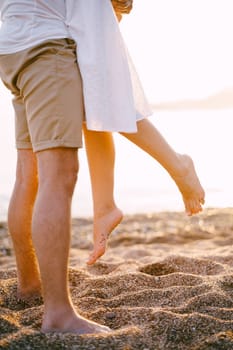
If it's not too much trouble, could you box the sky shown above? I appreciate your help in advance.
[120,0,233,101]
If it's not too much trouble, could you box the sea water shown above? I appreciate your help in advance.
[0,109,233,220]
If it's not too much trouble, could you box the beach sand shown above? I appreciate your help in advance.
[1,208,233,349]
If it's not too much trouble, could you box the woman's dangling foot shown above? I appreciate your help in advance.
[172,154,205,216]
[87,207,123,265]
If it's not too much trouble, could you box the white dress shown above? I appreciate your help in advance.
[66,0,152,132]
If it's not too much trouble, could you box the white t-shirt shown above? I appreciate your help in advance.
[0,0,71,54]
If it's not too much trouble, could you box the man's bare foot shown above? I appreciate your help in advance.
[17,285,42,304]
[42,308,111,334]
[172,154,205,216]
[87,207,123,265]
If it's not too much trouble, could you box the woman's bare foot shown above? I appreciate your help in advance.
[42,308,111,334]
[87,207,123,265]
[172,154,205,216]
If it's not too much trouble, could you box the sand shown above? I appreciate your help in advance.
[1,208,233,349]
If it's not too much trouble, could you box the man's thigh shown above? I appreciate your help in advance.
[0,39,84,152]
[18,39,84,152]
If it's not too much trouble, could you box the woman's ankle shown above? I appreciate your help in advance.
[94,203,121,219]
[169,153,191,178]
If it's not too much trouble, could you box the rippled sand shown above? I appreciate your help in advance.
[1,208,233,349]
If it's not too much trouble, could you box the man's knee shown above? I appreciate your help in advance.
[36,148,79,195]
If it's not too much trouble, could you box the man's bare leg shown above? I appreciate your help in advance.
[8,149,41,301]
[33,148,110,334]
[83,125,123,265]
[121,119,205,216]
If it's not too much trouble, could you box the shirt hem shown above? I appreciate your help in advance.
[0,35,73,55]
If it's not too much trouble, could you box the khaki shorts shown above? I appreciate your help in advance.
[0,39,84,152]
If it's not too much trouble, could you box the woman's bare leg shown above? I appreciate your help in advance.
[84,119,205,264]
[83,125,123,265]
[120,119,205,215]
